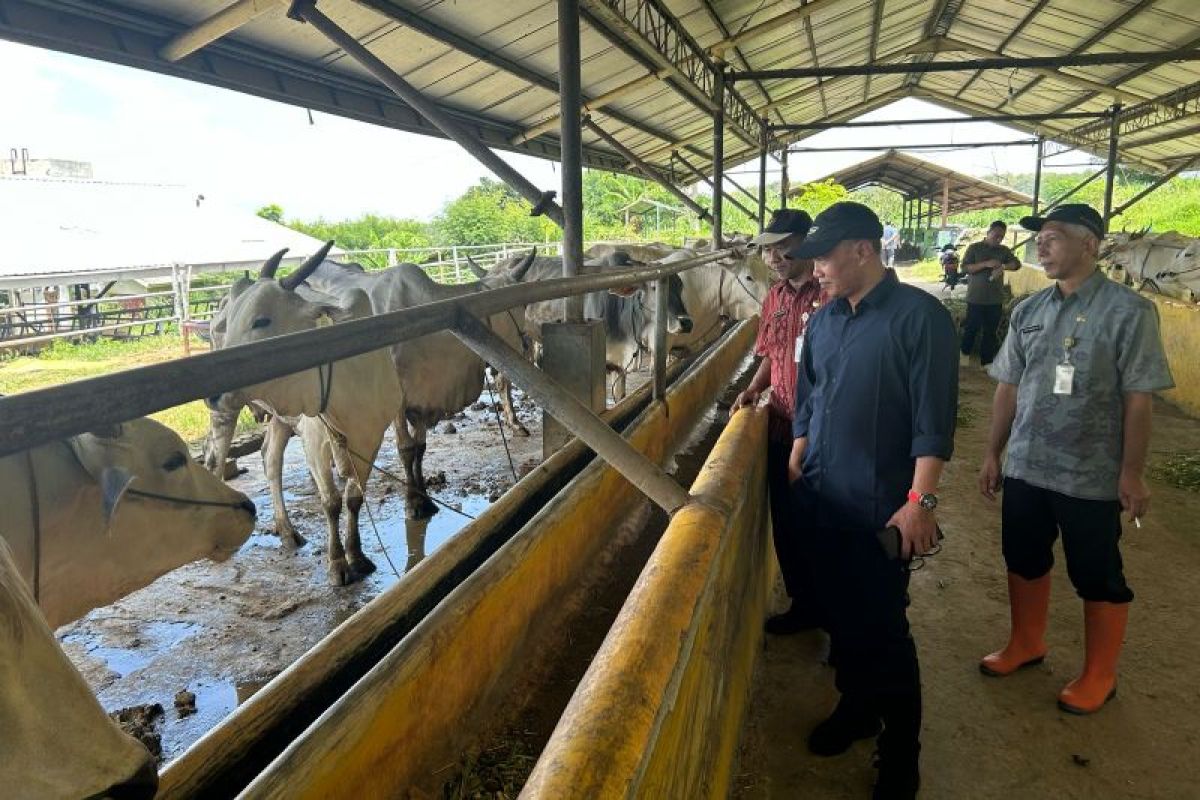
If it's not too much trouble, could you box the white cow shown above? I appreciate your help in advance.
[213,244,405,584]
[658,246,770,353]
[500,251,693,400]
[302,251,535,519]
[0,417,256,629]
[1104,230,1200,298]
[0,538,159,798]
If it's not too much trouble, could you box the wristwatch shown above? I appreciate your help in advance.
[907,489,938,511]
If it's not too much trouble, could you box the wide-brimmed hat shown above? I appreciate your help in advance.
[750,208,814,246]
[790,202,884,259]
[1020,203,1105,240]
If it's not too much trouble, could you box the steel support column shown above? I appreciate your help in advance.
[1103,105,1122,226]
[652,277,668,402]
[586,120,711,221]
[780,146,789,209]
[558,0,585,322]
[290,0,564,227]
[941,177,950,228]
[1032,135,1044,215]
[712,67,726,251]
[453,311,690,515]
[758,122,768,229]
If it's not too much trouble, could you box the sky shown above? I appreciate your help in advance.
[0,39,1101,223]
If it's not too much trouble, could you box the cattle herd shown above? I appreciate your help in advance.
[0,240,769,793]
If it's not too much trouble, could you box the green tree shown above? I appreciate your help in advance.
[433,177,558,245]
[256,203,284,223]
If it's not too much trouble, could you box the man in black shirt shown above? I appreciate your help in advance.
[960,220,1021,367]
[789,202,959,800]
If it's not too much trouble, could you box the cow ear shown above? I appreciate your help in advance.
[99,466,135,527]
[228,276,253,302]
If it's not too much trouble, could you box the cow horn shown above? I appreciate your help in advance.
[259,248,290,279]
[465,254,488,279]
[281,240,335,291]
[509,247,538,282]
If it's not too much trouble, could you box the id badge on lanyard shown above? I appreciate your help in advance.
[795,311,811,363]
[1054,316,1085,396]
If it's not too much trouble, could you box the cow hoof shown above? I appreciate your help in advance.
[513,425,530,438]
[327,559,355,586]
[350,555,377,577]
[279,529,307,548]
[406,495,439,520]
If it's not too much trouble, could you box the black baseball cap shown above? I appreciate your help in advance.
[750,208,814,246]
[1020,203,1105,240]
[790,201,884,259]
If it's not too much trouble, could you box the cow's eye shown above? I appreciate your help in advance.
[163,451,188,472]
[252,317,271,329]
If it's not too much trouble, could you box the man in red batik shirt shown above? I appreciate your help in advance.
[732,208,825,634]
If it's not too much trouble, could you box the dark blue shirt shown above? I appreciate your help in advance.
[793,269,959,530]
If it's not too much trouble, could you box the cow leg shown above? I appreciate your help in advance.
[340,473,376,578]
[495,371,530,437]
[332,431,383,578]
[262,416,305,548]
[409,423,439,519]
[203,403,239,476]
[610,365,628,401]
[394,415,432,520]
[298,420,352,586]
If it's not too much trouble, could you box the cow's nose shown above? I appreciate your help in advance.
[679,316,693,334]
[238,498,258,518]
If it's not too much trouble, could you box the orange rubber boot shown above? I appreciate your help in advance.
[980,573,1051,677]
[1058,601,1128,714]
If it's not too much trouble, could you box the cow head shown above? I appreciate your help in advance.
[0,539,158,799]
[212,241,382,418]
[714,249,770,319]
[51,418,256,627]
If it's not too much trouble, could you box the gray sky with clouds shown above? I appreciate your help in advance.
[2,40,1098,222]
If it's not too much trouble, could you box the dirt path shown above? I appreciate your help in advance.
[734,368,1200,800]
[58,385,545,764]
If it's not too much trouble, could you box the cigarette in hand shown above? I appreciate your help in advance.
[1134,517,1142,529]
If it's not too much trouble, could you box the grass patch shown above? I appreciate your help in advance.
[1149,451,1200,492]
[0,334,256,443]
[956,404,980,429]
[898,259,945,283]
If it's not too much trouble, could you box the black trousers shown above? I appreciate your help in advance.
[806,521,922,758]
[766,438,819,613]
[960,302,1003,365]
[1002,477,1134,603]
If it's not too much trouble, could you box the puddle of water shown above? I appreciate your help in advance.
[61,620,200,678]
[359,494,492,589]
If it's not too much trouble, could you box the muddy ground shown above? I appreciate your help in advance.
[734,366,1200,800]
[59,383,549,764]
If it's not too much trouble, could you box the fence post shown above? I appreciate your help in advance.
[388,248,397,268]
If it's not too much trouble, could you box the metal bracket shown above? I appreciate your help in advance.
[286,0,314,23]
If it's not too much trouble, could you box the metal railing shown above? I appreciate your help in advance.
[0,249,734,461]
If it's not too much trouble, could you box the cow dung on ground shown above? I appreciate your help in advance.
[110,703,165,759]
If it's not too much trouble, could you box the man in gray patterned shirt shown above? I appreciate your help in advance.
[977,204,1174,715]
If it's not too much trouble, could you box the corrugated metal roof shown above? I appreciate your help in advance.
[0,175,335,289]
[3,0,1200,187]
[800,149,1033,212]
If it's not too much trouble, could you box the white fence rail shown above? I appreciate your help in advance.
[0,240,653,350]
